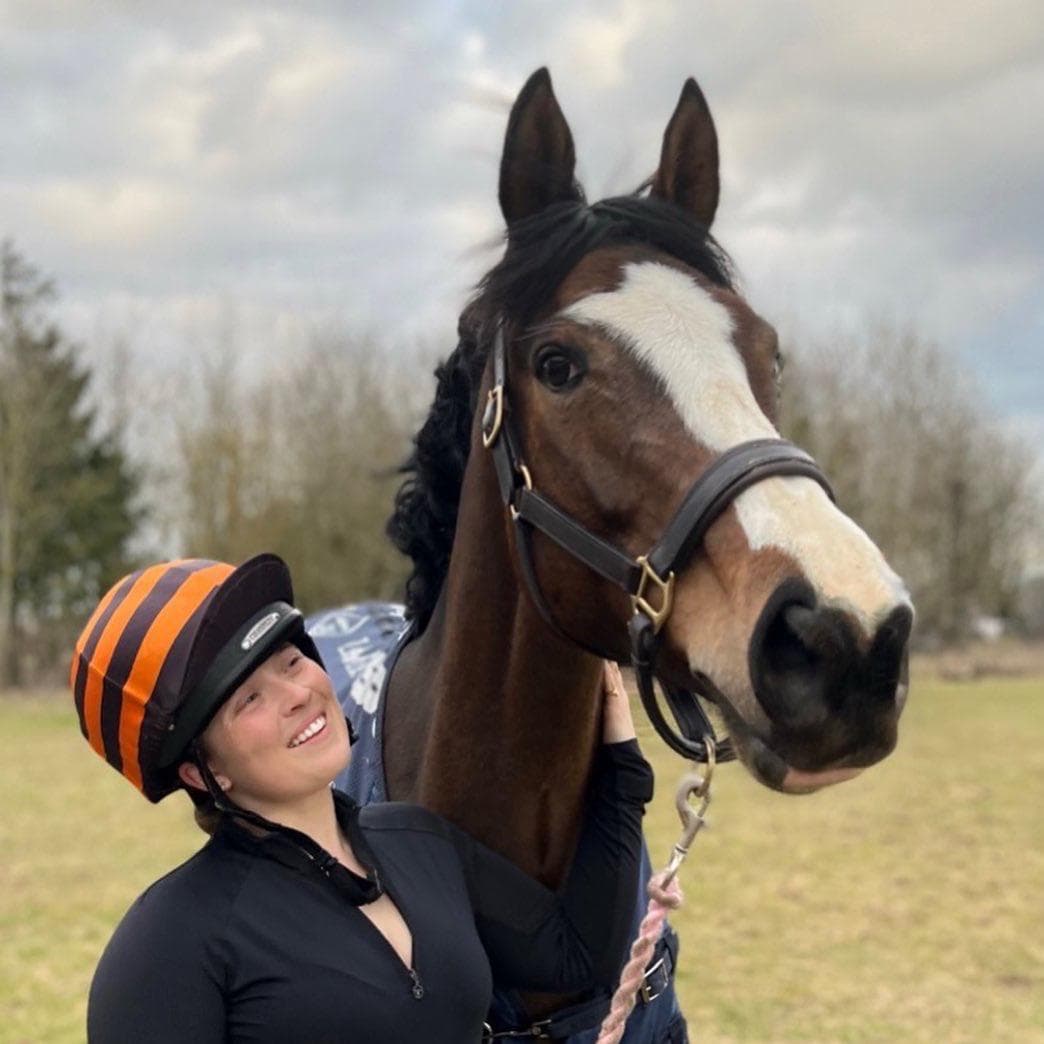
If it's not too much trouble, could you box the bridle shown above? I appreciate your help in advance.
[481,325,836,764]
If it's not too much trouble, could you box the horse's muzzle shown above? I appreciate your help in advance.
[743,581,914,783]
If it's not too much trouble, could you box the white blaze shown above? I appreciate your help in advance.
[563,262,909,637]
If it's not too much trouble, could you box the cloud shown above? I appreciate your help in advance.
[1,0,1041,468]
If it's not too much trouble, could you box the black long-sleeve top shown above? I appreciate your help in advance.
[87,740,653,1043]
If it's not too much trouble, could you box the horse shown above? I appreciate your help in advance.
[308,68,914,1043]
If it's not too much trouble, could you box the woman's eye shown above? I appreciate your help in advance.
[773,351,785,384]
[237,691,259,712]
[534,347,584,391]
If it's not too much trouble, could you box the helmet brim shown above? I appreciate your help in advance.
[156,554,322,767]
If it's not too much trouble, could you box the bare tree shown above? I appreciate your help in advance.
[167,334,424,611]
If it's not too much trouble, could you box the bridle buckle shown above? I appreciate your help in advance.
[482,385,505,448]
[509,464,533,521]
[632,555,675,633]
[639,955,667,1003]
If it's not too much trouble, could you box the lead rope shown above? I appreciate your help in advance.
[595,742,716,1043]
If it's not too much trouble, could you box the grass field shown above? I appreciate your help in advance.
[2,674,1042,1043]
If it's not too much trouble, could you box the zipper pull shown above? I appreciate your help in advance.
[314,852,338,877]
[408,968,424,1000]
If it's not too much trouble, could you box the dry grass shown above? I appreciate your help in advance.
[2,672,1042,1042]
[643,674,1044,1043]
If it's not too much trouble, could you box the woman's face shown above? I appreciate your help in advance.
[198,643,350,811]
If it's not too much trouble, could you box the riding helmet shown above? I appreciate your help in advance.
[70,553,323,802]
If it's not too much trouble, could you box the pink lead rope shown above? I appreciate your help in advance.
[596,747,715,1044]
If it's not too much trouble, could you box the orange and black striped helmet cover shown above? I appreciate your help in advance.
[70,559,236,802]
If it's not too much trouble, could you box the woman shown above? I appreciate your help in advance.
[73,554,652,1043]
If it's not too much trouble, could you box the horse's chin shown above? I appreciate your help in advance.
[703,691,867,795]
[654,663,873,795]
[738,730,865,793]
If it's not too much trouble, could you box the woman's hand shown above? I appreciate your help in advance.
[601,661,637,744]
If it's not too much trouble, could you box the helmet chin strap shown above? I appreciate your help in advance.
[190,740,276,832]
[187,741,383,904]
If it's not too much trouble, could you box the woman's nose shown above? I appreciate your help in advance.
[278,677,313,712]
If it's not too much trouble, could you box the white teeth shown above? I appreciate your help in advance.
[288,714,326,748]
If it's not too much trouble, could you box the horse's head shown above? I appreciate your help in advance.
[473,69,913,794]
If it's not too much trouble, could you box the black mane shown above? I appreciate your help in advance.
[386,193,736,629]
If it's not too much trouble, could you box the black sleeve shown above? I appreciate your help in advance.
[449,739,653,992]
[87,886,226,1044]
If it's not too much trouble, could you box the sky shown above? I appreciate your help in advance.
[3,0,1042,477]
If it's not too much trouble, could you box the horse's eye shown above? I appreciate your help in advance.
[534,345,584,391]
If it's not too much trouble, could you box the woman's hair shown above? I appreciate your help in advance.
[187,786,223,836]
[182,736,223,836]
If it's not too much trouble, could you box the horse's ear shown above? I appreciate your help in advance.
[650,78,720,229]
[499,68,581,226]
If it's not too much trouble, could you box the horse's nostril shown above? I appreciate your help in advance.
[874,605,914,660]
[753,599,856,727]
[781,603,849,663]
[752,591,914,741]
[866,605,914,702]
[768,605,820,674]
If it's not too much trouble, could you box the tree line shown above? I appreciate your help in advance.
[0,244,140,686]
[1,242,1039,687]
[780,324,1038,645]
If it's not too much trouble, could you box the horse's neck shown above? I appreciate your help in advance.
[384,450,604,887]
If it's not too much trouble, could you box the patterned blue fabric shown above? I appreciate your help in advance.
[306,602,684,1043]
[307,601,411,805]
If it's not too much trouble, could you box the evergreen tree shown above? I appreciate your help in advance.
[0,242,141,687]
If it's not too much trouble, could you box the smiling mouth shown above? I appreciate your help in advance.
[288,713,327,748]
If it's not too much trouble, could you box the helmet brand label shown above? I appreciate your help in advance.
[241,611,281,650]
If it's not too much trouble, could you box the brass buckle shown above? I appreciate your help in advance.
[482,385,504,448]
[631,555,675,633]
[481,1018,552,1040]
[639,955,666,1004]
[509,464,533,521]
